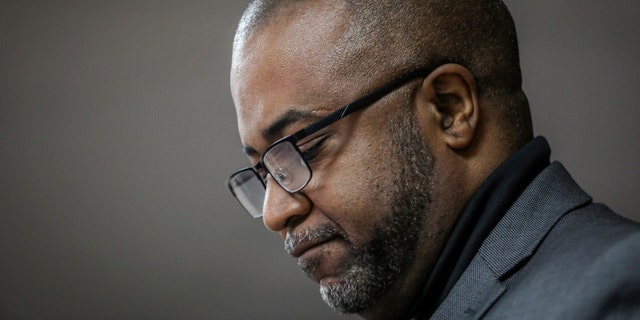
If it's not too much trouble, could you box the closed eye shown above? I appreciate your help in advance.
[300,135,329,162]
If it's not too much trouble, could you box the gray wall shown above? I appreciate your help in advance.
[1,1,638,319]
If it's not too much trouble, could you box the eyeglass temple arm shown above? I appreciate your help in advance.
[290,68,433,142]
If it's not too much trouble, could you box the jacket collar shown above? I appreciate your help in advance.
[408,137,551,319]
[430,162,592,319]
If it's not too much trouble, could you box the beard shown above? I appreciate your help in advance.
[297,108,435,313]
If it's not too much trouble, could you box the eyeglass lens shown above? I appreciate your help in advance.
[229,140,312,217]
[228,169,265,218]
[262,141,311,193]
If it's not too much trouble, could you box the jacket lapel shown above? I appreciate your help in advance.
[429,255,507,320]
[431,162,592,319]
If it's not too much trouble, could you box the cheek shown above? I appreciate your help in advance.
[309,133,396,245]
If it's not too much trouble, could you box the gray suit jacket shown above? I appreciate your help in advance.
[432,162,640,319]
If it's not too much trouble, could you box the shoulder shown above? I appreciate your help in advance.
[545,202,640,252]
[538,203,640,282]
[490,203,640,319]
[540,203,640,292]
[433,161,639,319]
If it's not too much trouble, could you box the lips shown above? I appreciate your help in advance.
[291,235,335,258]
[284,225,340,258]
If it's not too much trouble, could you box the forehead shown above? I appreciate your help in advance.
[230,2,350,154]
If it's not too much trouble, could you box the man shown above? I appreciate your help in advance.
[226,0,640,319]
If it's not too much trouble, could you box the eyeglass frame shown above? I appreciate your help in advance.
[228,67,435,218]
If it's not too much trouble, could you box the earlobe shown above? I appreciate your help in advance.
[420,64,479,150]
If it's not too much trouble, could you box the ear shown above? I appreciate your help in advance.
[418,63,479,150]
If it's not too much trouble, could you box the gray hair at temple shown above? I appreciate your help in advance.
[234,0,533,150]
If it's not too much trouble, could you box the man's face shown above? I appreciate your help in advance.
[286,108,436,313]
[230,4,451,315]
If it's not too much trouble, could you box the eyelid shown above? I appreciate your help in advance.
[298,133,330,153]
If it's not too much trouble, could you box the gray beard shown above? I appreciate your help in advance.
[302,110,434,313]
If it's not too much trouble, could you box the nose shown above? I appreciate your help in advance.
[262,177,312,233]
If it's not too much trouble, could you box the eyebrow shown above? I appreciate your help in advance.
[242,108,323,157]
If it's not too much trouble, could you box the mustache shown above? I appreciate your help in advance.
[284,224,341,255]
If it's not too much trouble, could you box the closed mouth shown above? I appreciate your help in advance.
[284,226,340,258]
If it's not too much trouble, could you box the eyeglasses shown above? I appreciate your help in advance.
[227,68,433,218]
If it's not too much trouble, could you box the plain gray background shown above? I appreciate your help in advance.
[1,1,638,319]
